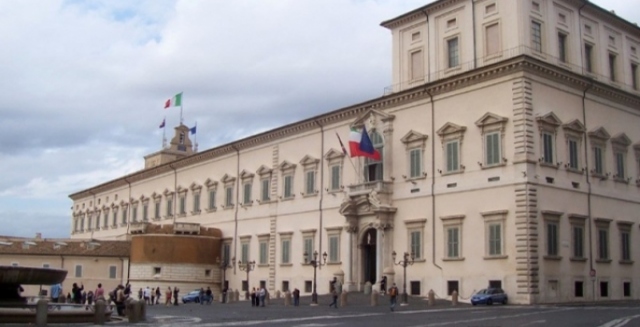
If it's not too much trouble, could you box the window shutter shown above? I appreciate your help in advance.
[485,23,500,56]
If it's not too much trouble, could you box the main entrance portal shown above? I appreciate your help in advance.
[361,228,377,284]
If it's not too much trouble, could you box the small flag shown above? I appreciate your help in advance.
[189,125,197,134]
[336,132,348,155]
[159,118,165,129]
[349,126,381,160]
[164,92,183,109]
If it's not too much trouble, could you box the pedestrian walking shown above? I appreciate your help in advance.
[115,285,126,316]
[292,288,300,306]
[72,283,84,304]
[206,287,213,304]
[50,283,62,303]
[388,283,399,311]
[329,288,338,308]
[173,287,180,306]
[165,287,172,306]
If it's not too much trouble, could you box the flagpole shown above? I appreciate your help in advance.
[162,116,167,148]
[193,121,198,152]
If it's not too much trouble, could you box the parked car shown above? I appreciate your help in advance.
[182,290,202,304]
[471,288,508,305]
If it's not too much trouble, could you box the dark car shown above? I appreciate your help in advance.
[182,290,201,304]
[471,288,508,305]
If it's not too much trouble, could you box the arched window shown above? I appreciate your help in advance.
[364,131,383,182]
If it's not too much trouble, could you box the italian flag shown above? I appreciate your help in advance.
[164,92,183,109]
[349,126,381,160]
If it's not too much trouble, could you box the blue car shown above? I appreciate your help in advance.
[182,290,201,304]
[471,288,508,305]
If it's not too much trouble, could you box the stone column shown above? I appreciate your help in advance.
[345,223,358,292]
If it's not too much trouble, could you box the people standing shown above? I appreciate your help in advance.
[151,287,155,305]
[380,276,387,295]
[258,287,266,307]
[71,283,84,304]
[95,283,105,302]
[138,288,143,300]
[144,286,151,305]
[292,288,300,306]
[205,287,213,304]
[115,285,125,316]
[50,283,62,303]
[388,283,399,312]
[155,286,161,304]
[173,287,180,306]
[165,287,172,306]
[222,286,228,304]
[328,288,338,308]
[250,288,257,307]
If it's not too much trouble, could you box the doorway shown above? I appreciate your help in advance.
[362,228,377,284]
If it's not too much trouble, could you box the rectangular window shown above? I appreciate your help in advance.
[410,231,422,259]
[448,281,459,296]
[282,281,290,292]
[103,213,108,228]
[122,208,127,224]
[208,190,216,209]
[485,23,500,56]
[132,206,138,222]
[166,198,173,216]
[575,281,584,297]
[542,132,554,164]
[446,140,459,172]
[179,196,186,214]
[488,223,502,256]
[305,281,312,293]
[447,37,459,68]
[154,202,160,219]
[547,222,559,256]
[609,53,617,81]
[330,166,341,191]
[632,63,639,90]
[623,282,631,297]
[283,175,293,198]
[328,235,340,262]
[261,179,270,201]
[447,227,459,258]
[243,183,252,204]
[303,237,313,260]
[598,228,609,260]
[241,242,249,263]
[225,187,233,207]
[409,149,422,178]
[259,242,268,265]
[615,152,625,179]
[109,266,117,279]
[485,132,501,165]
[142,204,148,221]
[281,239,291,264]
[568,139,579,169]
[594,146,604,174]
[193,193,200,212]
[75,265,82,278]
[222,243,231,264]
[410,50,424,80]
[558,33,567,63]
[621,231,631,261]
[531,21,542,52]
[600,281,609,297]
[305,171,315,195]
[573,225,584,258]
[112,211,117,226]
[584,44,593,73]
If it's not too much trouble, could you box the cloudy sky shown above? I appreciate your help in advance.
[0,0,637,239]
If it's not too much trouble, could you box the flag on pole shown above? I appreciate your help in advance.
[159,118,166,128]
[189,125,197,134]
[336,132,348,155]
[164,92,183,109]
[349,126,381,160]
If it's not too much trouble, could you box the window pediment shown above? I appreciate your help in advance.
[588,127,610,141]
[300,155,320,168]
[204,178,218,189]
[611,133,631,147]
[324,148,346,163]
[139,195,149,202]
[278,160,297,172]
[400,130,428,148]
[437,122,467,138]
[475,112,508,130]
[176,185,187,194]
[562,119,585,134]
[351,109,395,129]
[634,143,640,157]
[240,170,255,181]
[221,174,236,184]
[256,165,272,177]
[190,182,202,192]
[536,112,562,131]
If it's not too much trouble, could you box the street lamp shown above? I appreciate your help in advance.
[216,256,232,303]
[237,258,256,300]
[304,250,327,305]
[392,251,415,305]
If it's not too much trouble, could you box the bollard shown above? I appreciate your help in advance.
[428,289,435,306]
[94,299,106,325]
[266,292,270,305]
[370,290,379,306]
[451,290,458,306]
[139,299,147,321]
[284,291,291,306]
[126,299,139,323]
[340,291,348,307]
[363,281,372,295]
[276,290,281,299]
[36,299,48,327]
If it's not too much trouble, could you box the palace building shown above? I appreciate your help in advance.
[69,0,640,304]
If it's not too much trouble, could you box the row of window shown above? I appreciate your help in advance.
[8,263,118,279]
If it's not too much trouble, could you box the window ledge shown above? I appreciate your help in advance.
[257,263,269,268]
[444,65,462,75]
[280,196,295,202]
[566,168,584,175]
[279,263,293,267]
[481,162,507,170]
[540,162,560,169]
[411,258,426,263]
[405,176,427,182]
[613,178,629,184]
[570,257,587,262]
[327,189,344,195]
[177,213,187,218]
[302,193,319,198]
[441,170,464,176]
[595,259,612,264]
[222,205,235,210]
[191,210,202,215]
[205,208,217,213]
[257,199,275,205]
[163,215,174,220]
[483,255,508,260]
[442,257,465,262]
[152,217,161,221]
[543,255,562,261]
[327,261,342,265]
[619,260,634,265]
[119,224,127,227]
[241,203,253,207]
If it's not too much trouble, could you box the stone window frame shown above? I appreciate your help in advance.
[256,165,274,204]
[102,207,110,229]
[440,215,464,261]
[444,34,461,72]
[595,218,612,263]
[400,130,428,181]
[175,185,188,217]
[301,229,317,265]
[163,189,175,219]
[541,210,563,260]
[150,192,162,221]
[588,127,610,179]
[611,133,632,183]
[140,196,150,222]
[239,170,255,206]
[635,143,640,186]
[257,233,270,267]
[221,174,236,210]
[239,235,252,264]
[204,178,218,212]
[279,231,293,266]
[75,264,83,278]
[568,214,587,261]
[617,221,633,264]
[130,199,139,223]
[324,149,345,193]
[326,226,343,264]
[481,210,508,260]
[110,204,119,227]
[404,219,427,261]
[300,155,320,197]
[190,183,202,215]
[436,122,467,175]
[475,112,508,168]
[278,161,297,200]
[562,120,586,174]
[536,112,562,168]
[120,201,129,226]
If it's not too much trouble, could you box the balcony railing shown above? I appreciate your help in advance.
[347,180,394,196]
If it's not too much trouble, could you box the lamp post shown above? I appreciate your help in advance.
[237,258,255,300]
[304,250,327,305]
[216,256,231,303]
[392,251,415,305]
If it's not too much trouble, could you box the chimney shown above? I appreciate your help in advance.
[35,233,42,240]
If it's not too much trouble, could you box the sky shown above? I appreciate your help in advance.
[0,0,638,239]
